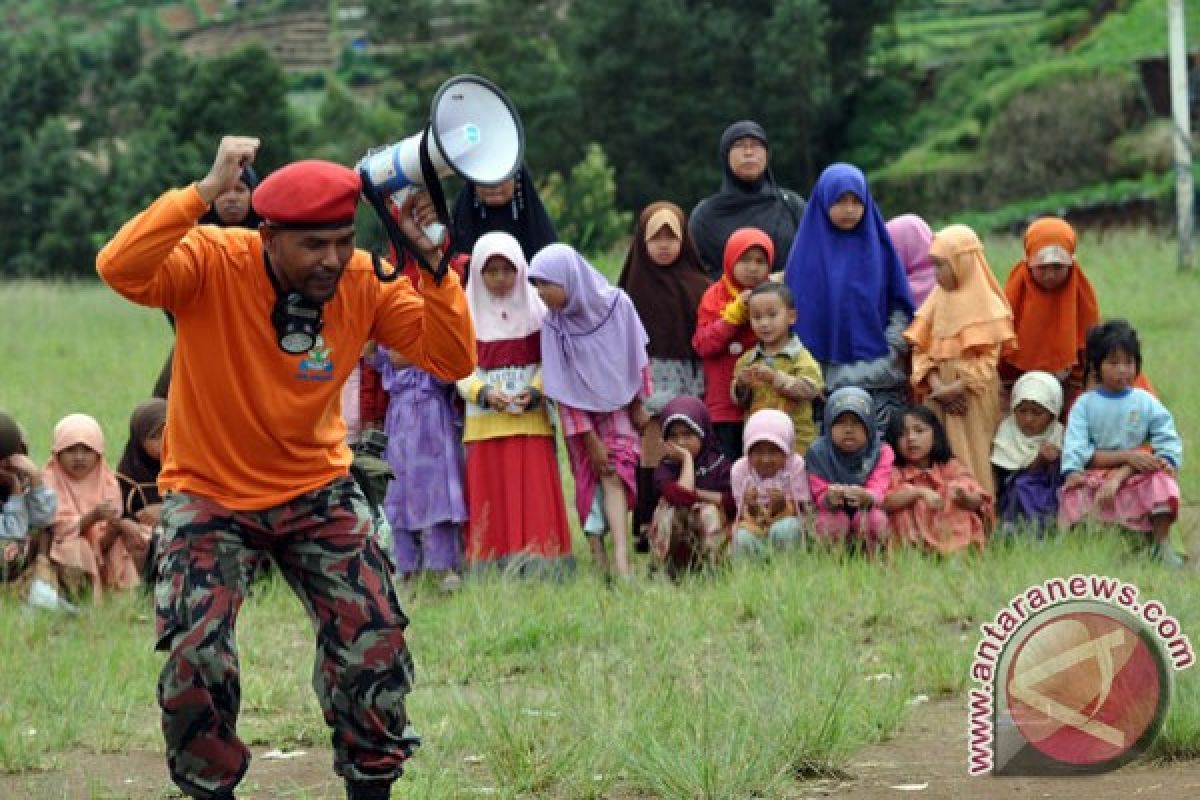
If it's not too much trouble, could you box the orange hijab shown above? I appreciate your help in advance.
[1003,217,1099,373]
[905,224,1016,360]
[696,227,775,324]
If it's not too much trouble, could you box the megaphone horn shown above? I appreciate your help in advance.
[357,75,525,283]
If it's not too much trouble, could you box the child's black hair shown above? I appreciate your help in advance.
[746,281,795,309]
[1083,318,1141,385]
[885,405,953,466]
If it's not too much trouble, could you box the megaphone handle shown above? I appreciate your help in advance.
[418,131,453,239]
[424,222,447,248]
[359,174,444,283]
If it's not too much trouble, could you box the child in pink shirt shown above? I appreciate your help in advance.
[806,387,893,550]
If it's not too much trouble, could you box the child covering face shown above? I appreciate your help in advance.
[650,396,734,577]
[991,371,1065,534]
[729,409,812,558]
[806,387,893,550]
[0,411,57,584]
[883,405,991,554]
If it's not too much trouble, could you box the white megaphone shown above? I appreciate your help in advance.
[357,74,524,275]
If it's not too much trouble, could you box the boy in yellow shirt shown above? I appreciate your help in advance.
[732,282,824,454]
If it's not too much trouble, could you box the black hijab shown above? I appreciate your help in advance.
[0,411,26,505]
[197,165,262,228]
[688,120,805,278]
[116,398,167,517]
[450,164,557,263]
[156,167,261,398]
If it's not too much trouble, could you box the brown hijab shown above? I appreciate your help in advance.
[116,398,167,517]
[617,202,711,361]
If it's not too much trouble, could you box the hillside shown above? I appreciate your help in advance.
[2,0,1197,235]
[868,0,1200,229]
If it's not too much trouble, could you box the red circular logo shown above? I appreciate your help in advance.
[1005,610,1165,767]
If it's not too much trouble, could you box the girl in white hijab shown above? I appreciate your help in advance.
[991,371,1064,533]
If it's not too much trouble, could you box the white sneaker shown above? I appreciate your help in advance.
[26,577,80,614]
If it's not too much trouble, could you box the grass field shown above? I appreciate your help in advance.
[1,229,1199,798]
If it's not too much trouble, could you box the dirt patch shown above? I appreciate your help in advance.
[808,699,1200,799]
[0,746,342,800]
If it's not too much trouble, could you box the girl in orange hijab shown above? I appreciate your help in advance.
[1001,217,1100,407]
[905,225,1016,496]
[42,414,149,601]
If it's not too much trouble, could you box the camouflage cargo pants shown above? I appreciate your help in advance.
[154,476,419,799]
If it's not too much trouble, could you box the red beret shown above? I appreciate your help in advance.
[253,160,362,229]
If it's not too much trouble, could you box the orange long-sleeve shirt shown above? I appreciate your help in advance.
[97,185,476,510]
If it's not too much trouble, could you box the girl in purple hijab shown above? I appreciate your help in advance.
[650,395,734,578]
[887,214,937,308]
[784,163,915,433]
[529,244,651,580]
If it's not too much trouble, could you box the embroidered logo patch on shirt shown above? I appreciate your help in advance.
[297,336,334,382]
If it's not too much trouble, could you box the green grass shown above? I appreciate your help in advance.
[1,534,1198,797]
[1,230,1199,796]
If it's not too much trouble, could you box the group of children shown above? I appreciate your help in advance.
[1,399,167,609]
[340,161,1184,586]
[1,159,1186,607]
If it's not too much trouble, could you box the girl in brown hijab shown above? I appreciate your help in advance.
[617,202,712,550]
[116,398,167,524]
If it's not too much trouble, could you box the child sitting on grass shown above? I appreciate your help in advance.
[884,405,990,554]
[806,388,893,550]
[1,411,56,582]
[43,413,149,602]
[1059,320,1184,566]
[730,409,811,558]
[650,396,734,577]
[991,371,1064,535]
[732,282,823,455]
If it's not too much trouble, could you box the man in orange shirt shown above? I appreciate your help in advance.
[97,136,476,800]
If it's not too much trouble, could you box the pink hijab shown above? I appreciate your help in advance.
[887,214,936,307]
[466,231,546,343]
[42,413,122,592]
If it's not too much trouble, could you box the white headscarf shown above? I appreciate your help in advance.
[991,371,1065,470]
[465,231,546,343]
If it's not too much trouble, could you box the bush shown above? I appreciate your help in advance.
[540,143,632,256]
[980,72,1142,206]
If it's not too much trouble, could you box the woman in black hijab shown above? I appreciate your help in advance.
[688,120,805,279]
[153,167,261,398]
[450,164,557,263]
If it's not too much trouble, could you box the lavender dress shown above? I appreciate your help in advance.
[379,358,467,573]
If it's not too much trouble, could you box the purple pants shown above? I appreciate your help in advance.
[393,521,461,574]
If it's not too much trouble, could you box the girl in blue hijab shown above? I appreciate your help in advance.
[783,164,914,432]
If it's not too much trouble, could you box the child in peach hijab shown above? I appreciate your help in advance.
[905,225,1016,496]
[42,413,149,601]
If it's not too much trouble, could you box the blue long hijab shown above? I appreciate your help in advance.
[784,163,914,365]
